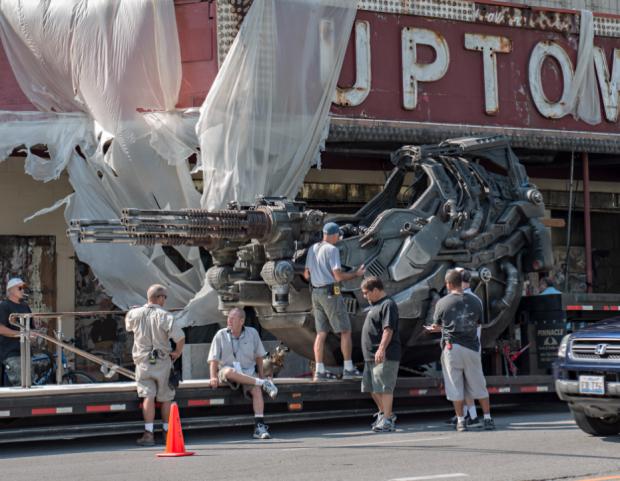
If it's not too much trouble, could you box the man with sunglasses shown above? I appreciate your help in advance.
[125,284,185,446]
[0,278,32,386]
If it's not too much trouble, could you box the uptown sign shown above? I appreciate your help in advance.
[331,10,620,136]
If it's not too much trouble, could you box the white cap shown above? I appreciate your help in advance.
[6,278,26,292]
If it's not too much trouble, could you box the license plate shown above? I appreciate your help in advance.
[579,375,605,395]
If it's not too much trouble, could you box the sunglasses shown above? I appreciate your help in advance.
[158,294,167,299]
[17,286,25,291]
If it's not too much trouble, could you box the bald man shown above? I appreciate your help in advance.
[125,284,185,446]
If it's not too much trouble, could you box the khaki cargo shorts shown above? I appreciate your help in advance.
[440,343,488,402]
[218,366,258,399]
[135,358,175,402]
[361,360,399,393]
[311,289,351,333]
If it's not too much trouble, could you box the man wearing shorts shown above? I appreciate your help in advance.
[444,268,485,428]
[427,269,495,432]
[304,222,364,381]
[360,277,401,433]
[125,284,185,446]
[208,308,278,439]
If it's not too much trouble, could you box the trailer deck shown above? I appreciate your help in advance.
[0,375,555,443]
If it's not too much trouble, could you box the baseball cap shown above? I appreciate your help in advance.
[322,222,340,236]
[6,278,26,292]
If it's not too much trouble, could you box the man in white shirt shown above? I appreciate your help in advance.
[208,308,278,439]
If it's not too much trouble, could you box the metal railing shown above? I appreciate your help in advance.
[8,311,135,388]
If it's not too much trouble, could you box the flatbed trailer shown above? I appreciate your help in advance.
[4,292,620,444]
[0,375,555,443]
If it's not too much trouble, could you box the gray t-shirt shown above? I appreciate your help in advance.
[207,326,266,375]
[305,241,341,288]
[433,292,482,352]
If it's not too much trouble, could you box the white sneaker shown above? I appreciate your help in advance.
[262,379,278,399]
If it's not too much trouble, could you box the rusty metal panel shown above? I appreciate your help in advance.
[0,236,56,312]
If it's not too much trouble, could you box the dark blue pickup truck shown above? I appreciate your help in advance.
[555,317,620,436]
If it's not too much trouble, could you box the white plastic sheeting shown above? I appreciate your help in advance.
[0,0,357,325]
[0,1,209,318]
[196,0,357,209]
[561,9,602,125]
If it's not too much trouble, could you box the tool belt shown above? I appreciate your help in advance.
[312,283,341,296]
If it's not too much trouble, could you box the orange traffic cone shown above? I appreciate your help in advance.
[157,402,195,457]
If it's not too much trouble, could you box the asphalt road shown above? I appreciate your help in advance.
[1,404,619,481]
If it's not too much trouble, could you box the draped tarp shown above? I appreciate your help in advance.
[196,0,357,209]
[561,9,602,125]
[0,1,209,319]
[0,0,357,326]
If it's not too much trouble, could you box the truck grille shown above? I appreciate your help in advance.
[570,339,620,361]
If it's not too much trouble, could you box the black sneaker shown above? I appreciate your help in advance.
[483,418,496,430]
[253,423,272,439]
[313,370,338,381]
[466,417,482,428]
[446,413,470,426]
[342,368,362,380]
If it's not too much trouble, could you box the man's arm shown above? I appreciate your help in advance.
[332,265,365,283]
[170,337,185,361]
[425,300,443,333]
[0,306,19,339]
[0,324,18,338]
[375,327,393,364]
[209,360,219,388]
[303,268,310,281]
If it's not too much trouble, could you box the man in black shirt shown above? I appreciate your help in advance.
[0,278,32,386]
[427,269,495,432]
[361,276,401,433]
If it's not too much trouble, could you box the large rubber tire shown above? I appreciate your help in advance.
[571,407,620,436]
[61,371,96,384]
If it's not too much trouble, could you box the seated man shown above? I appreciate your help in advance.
[208,308,278,439]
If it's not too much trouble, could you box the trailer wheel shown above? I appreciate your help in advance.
[571,408,620,436]
[62,371,96,384]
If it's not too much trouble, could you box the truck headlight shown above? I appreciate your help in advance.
[557,335,571,358]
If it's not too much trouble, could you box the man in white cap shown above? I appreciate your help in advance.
[304,222,365,381]
[0,278,32,386]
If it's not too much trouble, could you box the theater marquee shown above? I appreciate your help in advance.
[216,0,620,152]
[328,1,620,153]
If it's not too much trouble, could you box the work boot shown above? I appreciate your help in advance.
[136,430,155,446]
